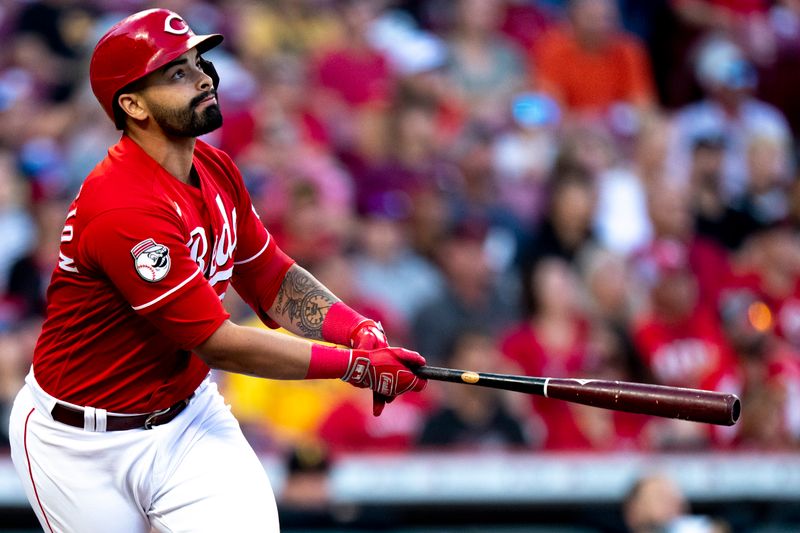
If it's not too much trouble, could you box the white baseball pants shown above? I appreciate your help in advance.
[9,371,280,533]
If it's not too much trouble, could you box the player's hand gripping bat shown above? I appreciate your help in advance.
[414,366,740,426]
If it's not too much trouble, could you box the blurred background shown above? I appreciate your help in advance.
[1,0,800,531]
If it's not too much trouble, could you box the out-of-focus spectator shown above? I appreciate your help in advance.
[736,134,791,226]
[581,247,634,323]
[406,187,450,261]
[316,380,432,453]
[499,0,554,52]
[649,0,772,108]
[221,348,351,452]
[367,8,466,151]
[500,257,593,449]
[350,215,442,333]
[416,331,533,449]
[0,317,38,448]
[12,0,96,103]
[237,71,357,269]
[671,0,773,64]
[688,129,790,253]
[412,219,518,363]
[0,150,35,292]
[261,176,351,269]
[443,0,527,125]
[623,473,731,533]
[630,239,743,450]
[310,0,393,155]
[314,254,406,344]
[492,92,561,226]
[5,198,64,320]
[723,224,800,350]
[632,239,737,392]
[593,114,671,256]
[229,0,345,62]
[558,121,618,179]
[518,161,597,277]
[666,36,793,203]
[312,0,392,109]
[505,256,650,450]
[0,332,26,447]
[638,178,731,308]
[759,0,800,135]
[717,289,800,449]
[350,87,452,218]
[447,120,529,268]
[530,0,657,118]
[689,133,761,251]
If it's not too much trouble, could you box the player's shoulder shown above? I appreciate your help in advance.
[77,137,176,218]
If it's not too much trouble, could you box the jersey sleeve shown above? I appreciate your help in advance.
[79,207,229,349]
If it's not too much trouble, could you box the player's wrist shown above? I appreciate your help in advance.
[305,343,353,380]
[321,301,370,347]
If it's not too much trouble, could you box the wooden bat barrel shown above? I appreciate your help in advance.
[415,366,740,426]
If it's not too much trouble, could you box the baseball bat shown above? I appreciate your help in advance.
[414,366,741,426]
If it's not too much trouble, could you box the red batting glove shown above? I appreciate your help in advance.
[350,320,389,349]
[343,347,427,416]
[350,320,393,412]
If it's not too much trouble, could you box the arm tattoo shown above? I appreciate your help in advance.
[271,265,339,339]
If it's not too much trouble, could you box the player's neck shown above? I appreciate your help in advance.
[126,128,196,184]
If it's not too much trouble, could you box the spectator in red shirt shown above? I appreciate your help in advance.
[310,0,394,156]
[316,385,432,454]
[500,257,593,449]
[631,239,740,449]
[637,178,731,310]
[632,239,738,391]
[717,288,800,449]
[312,1,392,110]
[722,223,800,350]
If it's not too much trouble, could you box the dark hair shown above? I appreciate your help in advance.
[546,160,594,200]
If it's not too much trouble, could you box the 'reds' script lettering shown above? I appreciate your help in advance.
[187,193,237,290]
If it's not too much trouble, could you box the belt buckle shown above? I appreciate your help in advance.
[143,407,172,430]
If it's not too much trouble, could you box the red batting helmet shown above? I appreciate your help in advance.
[89,9,223,126]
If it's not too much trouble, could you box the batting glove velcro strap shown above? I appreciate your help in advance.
[342,347,427,416]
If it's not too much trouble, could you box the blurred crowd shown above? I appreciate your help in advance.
[1,0,800,465]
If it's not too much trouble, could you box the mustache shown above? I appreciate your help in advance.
[190,90,217,108]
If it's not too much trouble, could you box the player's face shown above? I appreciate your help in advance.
[140,49,222,137]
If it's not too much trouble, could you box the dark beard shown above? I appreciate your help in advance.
[150,92,223,137]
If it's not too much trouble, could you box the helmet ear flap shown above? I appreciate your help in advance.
[198,57,219,90]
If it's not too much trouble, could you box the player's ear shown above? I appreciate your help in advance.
[117,92,149,123]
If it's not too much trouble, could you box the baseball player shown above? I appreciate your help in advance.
[7,9,426,533]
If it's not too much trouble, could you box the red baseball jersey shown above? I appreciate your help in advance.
[632,307,739,389]
[33,136,294,412]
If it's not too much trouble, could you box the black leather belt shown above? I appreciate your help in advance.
[51,395,193,431]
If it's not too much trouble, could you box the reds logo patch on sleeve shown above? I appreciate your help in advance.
[131,238,171,282]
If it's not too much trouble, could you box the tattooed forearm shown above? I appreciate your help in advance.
[270,264,340,339]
